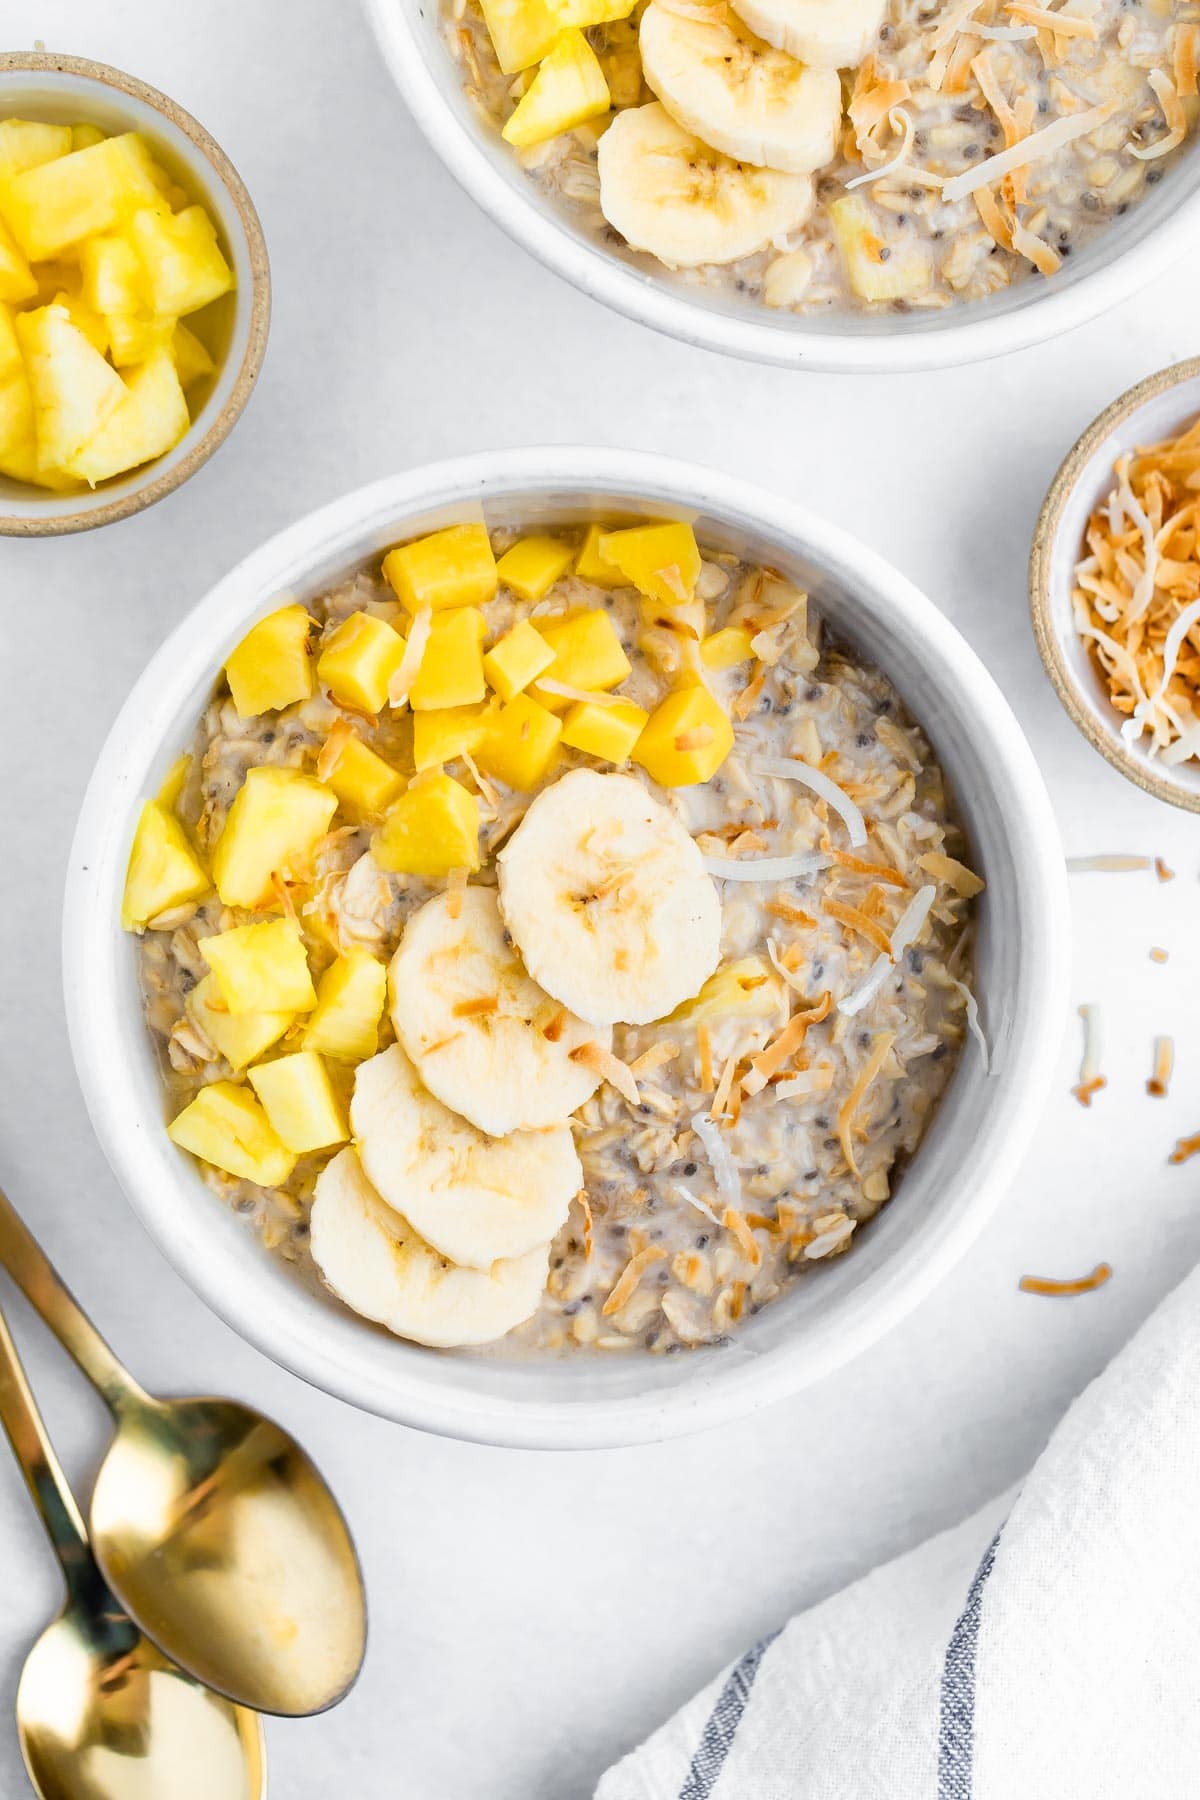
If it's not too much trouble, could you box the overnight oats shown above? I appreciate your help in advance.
[123,514,985,1354]
[444,0,1198,313]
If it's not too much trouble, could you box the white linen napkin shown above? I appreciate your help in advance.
[596,1265,1200,1800]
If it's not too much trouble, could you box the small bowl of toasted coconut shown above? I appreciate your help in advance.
[1031,357,1200,814]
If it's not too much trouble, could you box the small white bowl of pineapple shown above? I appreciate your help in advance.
[0,52,269,536]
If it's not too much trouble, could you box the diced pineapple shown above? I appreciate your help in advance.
[15,303,127,471]
[560,0,637,23]
[248,1050,348,1153]
[0,132,161,260]
[316,611,407,715]
[65,347,189,484]
[303,948,387,1062]
[409,607,487,710]
[70,124,106,153]
[0,300,19,376]
[322,733,405,817]
[634,684,734,786]
[121,799,210,930]
[167,1081,296,1187]
[202,918,317,1015]
[532,608,631,710]
[477,692,562,789]
[211,765,338,909]
[104,311,175,369]
[479,0,564,73]
[411,700,495,772]
[595,20,644,107]
[156,752,192,812]
[0,119,73,181]
[597,521,701,606]
[484,618,555,702]
[0,365,41,485]
[671,956,780,1024]
[50,288,109,356]
[560,695,647,763]
[829,194,927,303]
[700,625,755,670]
[78,232,146,316]
[128,204,234,316]
[574,521,627,587]
[0,218,36,303]
[171,320,214,386]
[373,772,481,877]
[187,971,294,1071]
[382,523,498,614]
[502,32,610,150]
[225,606,315,718]
[495,535,575,601]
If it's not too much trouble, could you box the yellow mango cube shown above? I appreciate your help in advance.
[409,606,486,710]
[202,918,317,1015]
[172,320,214,386]
[496,535,575,601]
[479,0,564,73]
[700,625,755,671]
[64,347,189,485]
[560,695,647,763]
[382,523,498,614]
[477,693,562,790]
[15,303,126,471]
[532,608,631,710]
[317,611,408,715]
[502,31,610,150]
[167,1082,296,1187]
[0,132,161,260]
[212,765,338,909]
[322,732,405,818]
[78,232,146,316]
[0,217,36,303]
[304,948,387,1062]
[225,606,315,718]
[634,685,734,787]
[248,1051,348,1154]
[574,522,627,588]
[412,701,495,773]
[0,119,73,181]
[597,521,701,606]
[372,772,481,877]
[121,799,210,930]
[187,972,294,1072]
[830,195,927,302]
[483,618,554,702]
[128,204,234,316]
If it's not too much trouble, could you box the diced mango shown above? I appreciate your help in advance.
[560,695,647,763]
[0,217,36,303]
[78,232,146,315]
[479,0,564,73]
[477,692,562,790]
[317,611,408,715]
[483,618,555,702]
[303,948,387,1062]
[156,752,192,813]
[322,732,405,817]
[248,1050,348,1153]
[202,918,317,1015]
[0,119,73,181]
[64,346,189,484]
[211,766,338,909]
[171,320,214,386]
[409,606,487,711]
[70,124,106,153]
[532,608,631,710]
[634,684,734,787]
[372,772,481,877]
[167,1081,296,1187]
[382,523,498,614]
[574,521,627,588]
[502,31,610,149]
[700,625,755,670]
[15,303,126,470]
[225,606,315,718]
[411,700,495,773]
[187,971,294,1072]
[830,195,927,303]
[0,132,161,260]
[496,535,575,601]
[121,799,210,930]
[128,204,234,316]
[597,521,701,606]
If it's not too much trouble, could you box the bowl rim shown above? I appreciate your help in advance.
[1028,355,1200,815]
[363,0,1200,375]
[0,50,271,538]
[63,448,1069,1448]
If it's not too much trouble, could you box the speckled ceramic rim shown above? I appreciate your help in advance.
[1029,356,1200,814]
[0,51,270,538]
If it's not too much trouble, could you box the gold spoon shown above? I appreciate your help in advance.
[0,1297,265,1800]
[0,1185,367,1718]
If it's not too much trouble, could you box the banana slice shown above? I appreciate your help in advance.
[351,1044,581,1269]
[597,102,815,270]
[639,0,842,175]
[389,885,608,1137]
[497,769,721,1027]
[727,0,886,69]
[310,1150,549,1349]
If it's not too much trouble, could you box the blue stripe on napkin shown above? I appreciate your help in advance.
[678,1630,781,1800]
[937,1528,1003,1799]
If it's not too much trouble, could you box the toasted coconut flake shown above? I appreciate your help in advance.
[837,1032,895,1178]
[1155,857,1175,882]
[1019,1263,1112,1297]
[1147,1035,1174,1098]
[750,754,867,847]
[1072,1003,1106,1107]
[826,899,894,959]
[839,885,937,1017]
[387,604,432,708]
[577,1188,594,1259]
[940,99,1118,202]
[917,850,986,897]
[743,993,832,1095]
[673,1182,722,1228]
[722,1206,761,1269]
[316,718,356,782]
[1170,1132,1200,1166]
[1066,854,1153,873]
[602,1245,666,1316]
[696,1022,713,1090]
[1176,23,1199,98]
[630,1041,680,1079]
[1004,1,1096,38]
[846,106,915,190]
[830,848,909,889]
[535,679,624,706]
[446,866,467,920]
[764,897,818,925]
[1127,70,1186,162]
[711,1053,738,1120]
[732,665,767,720]
[1150,947,1169,965]
[775,1065,835,1101]
[571,1040,641,1108]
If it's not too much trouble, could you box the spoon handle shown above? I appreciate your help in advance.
[0,1186,146,1414]
[0,1298,94,1593]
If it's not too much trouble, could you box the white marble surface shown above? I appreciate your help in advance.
[2,4,1199,1795]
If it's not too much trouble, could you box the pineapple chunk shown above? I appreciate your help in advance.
[304,948,387,1062]
[167,1082,296,1187]
[596,20,644,106]
[409,607,487,710]
[202,918,317,1015]
[64,347,189,485]
[671,956,780,1024]
[156,752,191,812]
[495,535,575,601]
[411,700,495,772]
[0,119,73,181]
[575,522,627,587]
[121,799,210,930]
[128,204,234,316]
[212,766,338,909]
[502,32,610,150]
[372,772,481,877]
[634,684,734,786]
[830,195,927,303]
[560,0,637,22]
[317,611,407,715]
[248,1051,348,1153]
[560,695,647,763]
[187,972,293,1072]
[479,0,564,73]
[322,733,405,817]
[0,370,45,486]
[484,618,555,702]
[172,320,214,386]
[71,124,106,153]
[477,692,562,789]
[0,299,21,375]
[0,218,36,303]
[49,288,109,356]
[700,625,755,671]
[225,606,315,717]
[105,312,175,369]
[15,303,126,471]
[532,608,631,710]
[0,132,161,260]
[78,232,146,316]
[597,521,701,606]
[382,522,498,614]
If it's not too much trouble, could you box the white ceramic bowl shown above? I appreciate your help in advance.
[364,0,1200,374]
[64,449,1068,1448]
